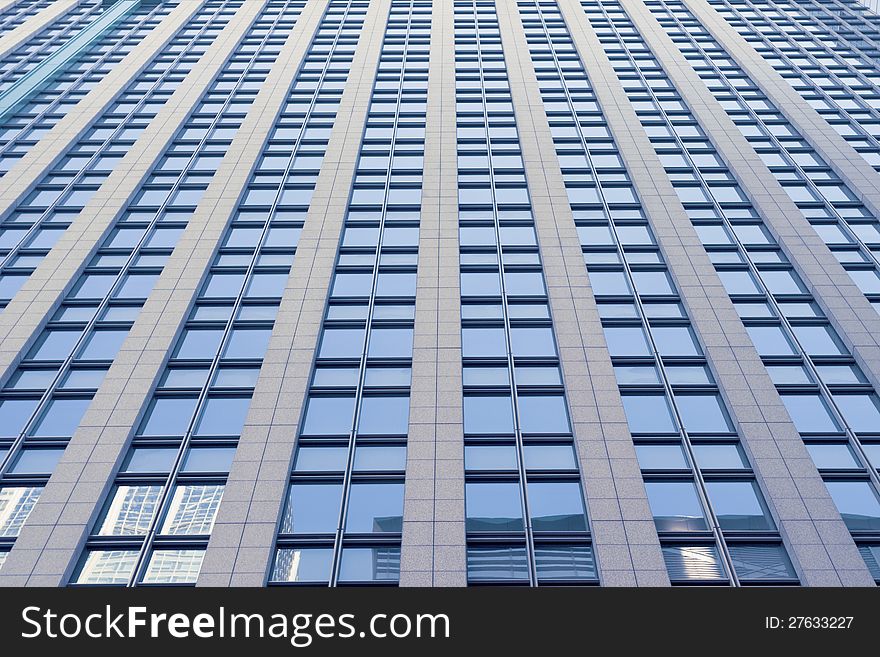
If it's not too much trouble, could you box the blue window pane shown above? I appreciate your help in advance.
[780,394,841,433]
[622,394,677,433]
[345,482,404,533]
[467,545,529,581]
[122,447,178,473]
[603,326,651,357]
[832,394,880,434]
[77,330,129,361]
[280,483,342,534]
[534,545,596,581]
[139,397,198,436]
[353,445,407,472]
[358,396,409,435]
[645,481,708,532]
[367,328,413,359]
[510,327,556,358]
[635,443,688,470]
[302,396,355,436]
[224,329,272,360]
[464,395,515,435]
[518,395,571,434]
[271,548,333,583]
[466,481,524,532]
[30,398,91,437]
[318,328,365,359]
[0,398,39,437]
[194,396,251,436]
[461,327,507,358]
[825,481,880,531]
[337,547,400,583]
[675,394,734,433]
[527,481,587,531]
[246,273,288,298]
[181,447,236,473]
[9,448,65,474]
[729,544,796,581]
[174,329,224,360]
[705,481,775,531]
[28,330,81,361]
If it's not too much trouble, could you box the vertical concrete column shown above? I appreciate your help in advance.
[683,0,880,218]
[197,0,392,587]
[0,1,257,387]
[0,0,278,588]
[399,0,466,588]
[497,1,669,586]
[560,0,873,586]
[620,0,880,402]
[0,0,77,58]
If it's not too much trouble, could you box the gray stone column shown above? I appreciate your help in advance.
[563,0,873,585]
[399,0,466,588]
[497,0,669,586]
[196,0,392,587]
[0,0,279,587]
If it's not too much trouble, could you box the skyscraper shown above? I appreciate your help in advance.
[0,0,878,588]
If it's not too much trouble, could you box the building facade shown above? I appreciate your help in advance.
[0,0,878,587]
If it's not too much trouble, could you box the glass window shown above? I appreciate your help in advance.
[649,324,700,356]
[704,481,775,531]
[622,394,677,433]
[465,445,518,471]
[461,327,507,358]
[635,443,688,470]
[691,443,747,470]
[510,327,556,358]
[318,328,365,359]
[74,550,139,585]
[358,396,409,436]
[159,484,223,535]
[174,329,224,360]
[746,325,796,356]
[464,395,515,435]
[644,481,708,532]
[271,548,333,583]
[718,270,762,295]
[302,396,354,436]
[9,448,64,474]
[805,443,859,469]
[0,486,42,537]
[122,447,177,473]
[728,544,796,581]
[224,329,272,360]
[781,394,841,433]
[534,544,596,581]
[27,330,81,361]
[825,481,880,531]
[662,545,726,581]
[467,545,529,581]
[675,394,734,434]
[77,330,128,361]
[522,444,577,470]
[280,483,343,534]
[527,481,587,531]
[603,325,651,357]
[337,547,400,583]
[518,395,570,434]
[138,397,198,436]
[465,481,524,532]
[181,447,236,473]
[194,396,251,436]
[352,445,407,472]
[96,485,163,536]
[0,398,39,437]
[141,549,204,584]
[293,446,348,472]
[832,394,880,434]
[344,482,404,533]
[367,328,413,359]
[30,397,91,437]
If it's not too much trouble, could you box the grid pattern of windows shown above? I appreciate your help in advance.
[0,1,54,37]
[593,0,880,581]
[0,0,105,93]
[772,0,880,62]
[519,0,796,586]
[711,0,880,173]
[0,1,180,176]
[73,0,364,585]
[67,0,314,586]
[0,1,240,310]
[455,0,594,587]
[647,0,880,312]
[271,0,420,588]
